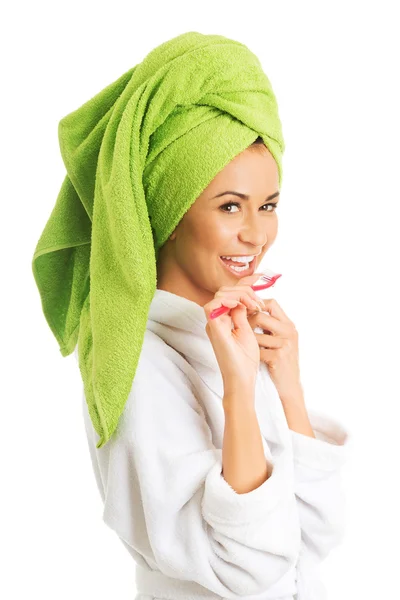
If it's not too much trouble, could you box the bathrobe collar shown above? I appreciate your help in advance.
[147,288,292,454]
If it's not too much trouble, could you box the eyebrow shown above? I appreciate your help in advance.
[212,190,280,201]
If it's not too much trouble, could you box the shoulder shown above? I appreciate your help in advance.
[121,330,199,420]
[113,329,213,447]
[139,329,192,382]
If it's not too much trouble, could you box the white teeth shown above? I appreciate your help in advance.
[220,258,252,273]
[221,255,255,263]
[227,264,250,272]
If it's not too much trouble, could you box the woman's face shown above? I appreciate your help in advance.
[156,144,280,307]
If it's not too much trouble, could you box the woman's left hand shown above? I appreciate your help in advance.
[247,299,304,402]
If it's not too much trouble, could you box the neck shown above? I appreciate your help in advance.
[156,259,214,309]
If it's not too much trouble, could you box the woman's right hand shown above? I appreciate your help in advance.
[203,272,266,395]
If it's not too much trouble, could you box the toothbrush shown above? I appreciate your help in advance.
[209,268,282,320]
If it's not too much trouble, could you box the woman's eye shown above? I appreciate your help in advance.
[220,202,278,213]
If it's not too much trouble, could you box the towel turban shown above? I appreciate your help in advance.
[32,31,285,448]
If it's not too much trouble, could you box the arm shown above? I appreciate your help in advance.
[287,397,352,563]
[222,391,270,494]
[279,388,316,439]
[101,350,301,599]
[277,389,352,597]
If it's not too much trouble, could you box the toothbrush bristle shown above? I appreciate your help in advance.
[251,269,282,291]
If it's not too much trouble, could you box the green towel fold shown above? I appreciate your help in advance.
[32,31,285,448]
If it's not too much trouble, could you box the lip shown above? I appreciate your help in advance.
[219,255,258,278]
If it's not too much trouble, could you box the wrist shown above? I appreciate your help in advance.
[223,387,256,413]
[279,384,305,407]
[223,375,256,395]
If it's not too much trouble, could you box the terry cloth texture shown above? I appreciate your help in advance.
[81,288,353,600]
[32,31,285,447]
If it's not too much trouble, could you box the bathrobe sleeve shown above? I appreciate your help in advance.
[101,349,301,598]
[290,409,353,564]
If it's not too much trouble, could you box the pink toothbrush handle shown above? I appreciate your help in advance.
[209,274,282,320]
[209,305,231,319]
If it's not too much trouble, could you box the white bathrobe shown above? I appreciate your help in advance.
[80,289,353,600]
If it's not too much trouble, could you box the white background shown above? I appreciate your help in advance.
[2,1,399,598]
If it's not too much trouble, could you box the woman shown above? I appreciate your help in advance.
[32,31,352,600]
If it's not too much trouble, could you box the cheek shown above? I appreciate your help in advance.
[193,222,228,251]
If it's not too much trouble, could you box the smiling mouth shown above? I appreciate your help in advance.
[219,256,257,274]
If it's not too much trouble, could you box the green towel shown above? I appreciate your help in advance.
[32,31,285,448]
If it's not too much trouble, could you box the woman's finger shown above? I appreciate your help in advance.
[254,332,283,348]
[204,295,260,321]
[215,287,265,310]
[248,311,290,336]
[260,298,292,323]
[226,293,263,313]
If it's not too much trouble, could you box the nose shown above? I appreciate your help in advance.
[238,213,270,248]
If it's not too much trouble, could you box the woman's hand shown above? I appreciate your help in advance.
[247,299,303,402]
[203,272,266,396]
